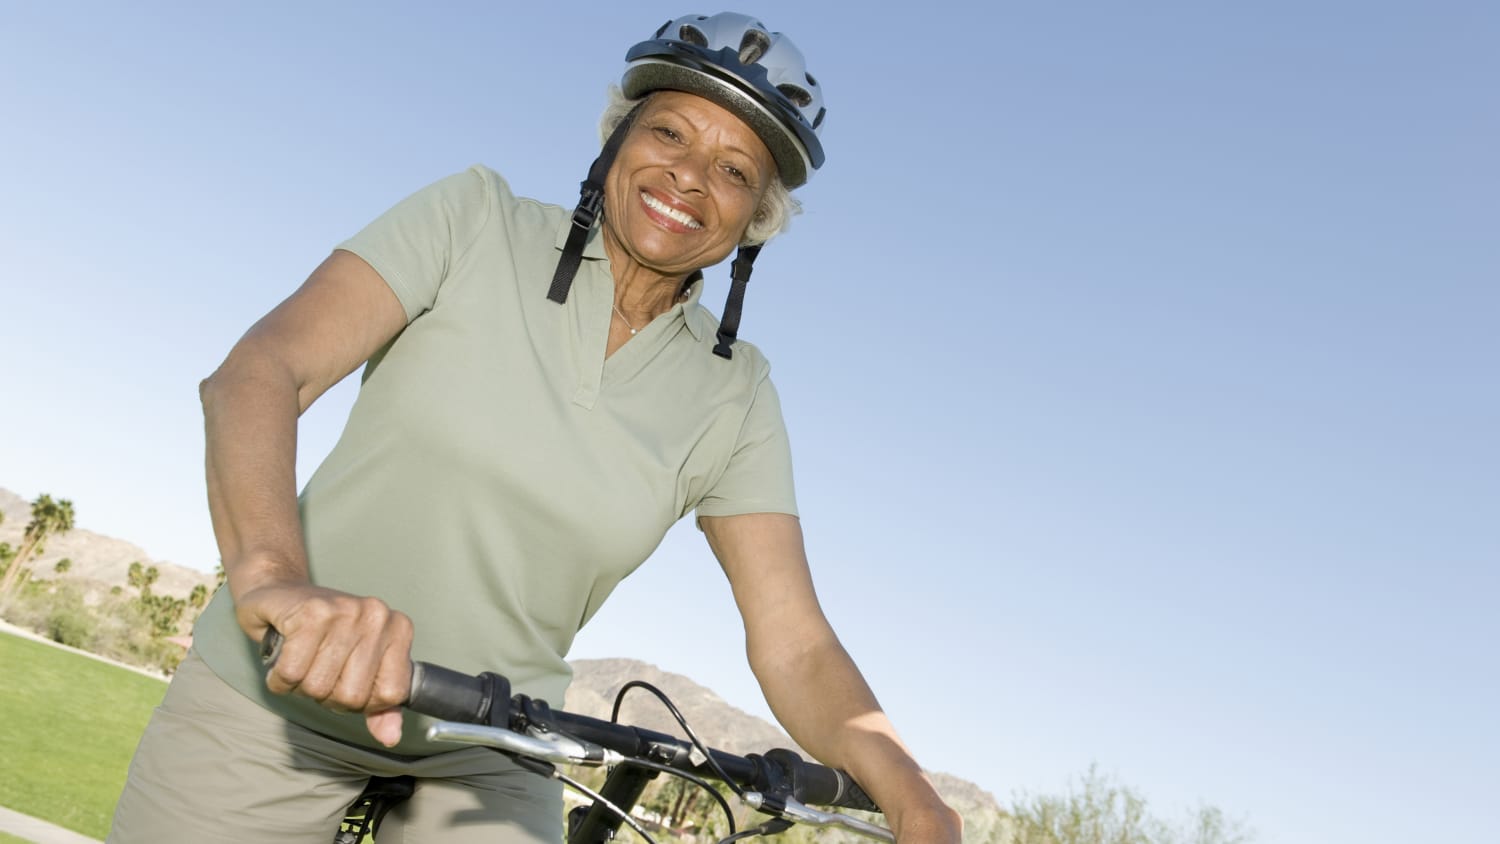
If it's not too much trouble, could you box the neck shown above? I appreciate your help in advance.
[602,228,693,319]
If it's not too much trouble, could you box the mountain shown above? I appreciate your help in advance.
[0,487,214,600]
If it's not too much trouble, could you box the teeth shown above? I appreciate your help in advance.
[641,192,702,229]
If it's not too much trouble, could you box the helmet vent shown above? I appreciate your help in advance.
[777,84,813,108]
[738,29,771,65]
[678,24,709,48]
[812,107,826,130]
[653,19,671,39]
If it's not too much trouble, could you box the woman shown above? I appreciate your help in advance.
[110,12,961,844]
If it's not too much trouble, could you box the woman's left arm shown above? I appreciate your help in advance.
[701,512,963,844]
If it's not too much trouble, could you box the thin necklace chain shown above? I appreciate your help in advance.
[613,286,690,336]
[612,301,642,335]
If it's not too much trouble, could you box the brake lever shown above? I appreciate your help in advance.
[425,721,623,767]
[741,793,895,842]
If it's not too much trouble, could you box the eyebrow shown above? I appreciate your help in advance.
[650,104,767,170]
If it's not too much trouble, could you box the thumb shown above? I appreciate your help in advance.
[366,709,404,748]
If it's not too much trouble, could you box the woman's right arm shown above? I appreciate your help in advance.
[201,248,412,746]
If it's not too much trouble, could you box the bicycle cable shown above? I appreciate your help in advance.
[553,767,659,844]
[616,757,737,835]
[610,679,746,835]
[610,680,746,798]
[717,819,794,844]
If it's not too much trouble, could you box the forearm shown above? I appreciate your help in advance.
[201,355,310,602]
[199,355,414,741]
[704,512,960,840]
[753,635,954,836]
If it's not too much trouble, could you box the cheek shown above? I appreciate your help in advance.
[734,190,769,232]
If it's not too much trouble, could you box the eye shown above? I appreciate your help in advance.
[723,164,747,184]
[652,125,683,143]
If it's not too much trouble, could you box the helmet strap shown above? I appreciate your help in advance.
[547,103,645,304]
[713,243,762,360]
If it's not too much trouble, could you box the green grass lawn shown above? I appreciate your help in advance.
[0,631,166,840]
[0,832,36,844]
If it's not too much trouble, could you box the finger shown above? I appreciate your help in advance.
[264,622,330,696]
[274,597,362,701]
[296,624,365,703]
[326,618,386,712]
[368,612,414,712]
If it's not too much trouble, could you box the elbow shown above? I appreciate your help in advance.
[199,352,298,416]
[199,370,222,412]
[747,625,843,682]
[199,364,237,413]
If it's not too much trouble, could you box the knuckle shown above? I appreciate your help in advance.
[371,678,405,710]
[334,685,372,713]
[357,597,391,627]
[299,675,334,701]
[389,611,414,639]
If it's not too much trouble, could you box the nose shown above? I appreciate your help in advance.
[666,147,711,195]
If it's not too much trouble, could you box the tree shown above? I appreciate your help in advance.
[0,494,75,599]
[138,593,188,638]
[125,560,187,638]
[189,583,209,609]
[54,557,73,574]
[127,561,160,594]
[1009,766,1252,844]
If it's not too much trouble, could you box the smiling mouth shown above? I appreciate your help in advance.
[640,192,703,230]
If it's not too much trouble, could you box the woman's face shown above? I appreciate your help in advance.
[602,91,776,279]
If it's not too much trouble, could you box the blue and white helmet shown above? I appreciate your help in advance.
[622,12,827,188]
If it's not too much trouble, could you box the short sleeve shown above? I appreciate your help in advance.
[695,376,799,522]
[336,166,494,322]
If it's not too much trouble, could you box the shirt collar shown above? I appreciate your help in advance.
[677,273,708,340]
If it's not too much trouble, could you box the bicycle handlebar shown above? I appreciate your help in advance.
[406,659,882,813]
[259,629,882,815]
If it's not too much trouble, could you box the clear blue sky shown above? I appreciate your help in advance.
[2,2,1495,842]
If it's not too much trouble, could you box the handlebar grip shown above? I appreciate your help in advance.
[406,662,509,726]
[259,627,284,666]
[763,748,881,813]
[834,778,881,813]
[795,763,881,813]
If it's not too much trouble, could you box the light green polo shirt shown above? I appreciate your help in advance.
[194,165,797,755]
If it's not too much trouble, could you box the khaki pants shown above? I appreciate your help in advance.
[108,650,563,844]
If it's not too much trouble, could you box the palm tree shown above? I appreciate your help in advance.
[0,494,76,598]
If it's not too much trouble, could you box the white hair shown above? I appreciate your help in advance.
[599,85,800,246]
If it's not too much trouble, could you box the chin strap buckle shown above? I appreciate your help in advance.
[571,184,604,231]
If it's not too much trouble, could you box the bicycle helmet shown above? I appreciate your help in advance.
[549,12,827,360]
[624,12,826,189]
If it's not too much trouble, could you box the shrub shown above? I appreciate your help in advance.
[46,603,97,649]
